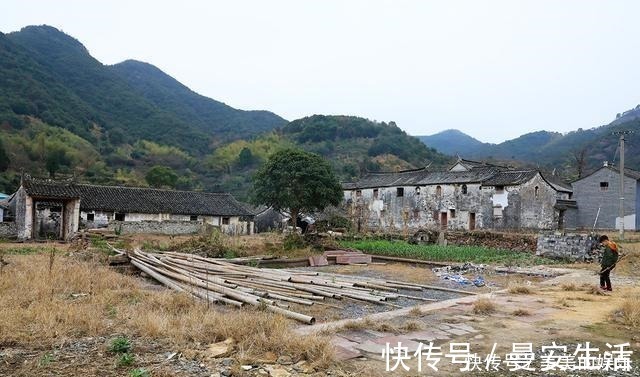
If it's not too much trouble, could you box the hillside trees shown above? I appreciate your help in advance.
[252,148,343,226]
[0,137,9,172]
[145,165,178,188]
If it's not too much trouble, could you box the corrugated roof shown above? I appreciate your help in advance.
[21,176,253,216]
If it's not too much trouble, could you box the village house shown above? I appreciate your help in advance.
[571,162,640,230]
[343,158,574,232]
[8,175,254,241]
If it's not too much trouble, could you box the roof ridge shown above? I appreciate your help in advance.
[75,182,231,195]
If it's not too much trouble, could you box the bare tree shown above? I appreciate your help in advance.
[571,147,588,179]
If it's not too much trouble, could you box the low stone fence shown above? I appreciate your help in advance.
[107,220,205,236]
[0,222,17,239]
[408,230,537,252]
[536,232,599,261]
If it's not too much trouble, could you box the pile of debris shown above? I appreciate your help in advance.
[433,263,487,287]
[112,248,474,324]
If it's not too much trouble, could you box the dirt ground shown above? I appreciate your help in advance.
[1,234,638,376]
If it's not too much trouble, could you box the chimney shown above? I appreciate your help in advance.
[603,161,608,167]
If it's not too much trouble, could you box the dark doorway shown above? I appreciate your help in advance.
[35,201,63,240]
[440,212,448,230]
[469,212,476,230]
[558,210,565,230]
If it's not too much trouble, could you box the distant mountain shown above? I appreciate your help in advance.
[418,113,640,181]
[417,129,486,156]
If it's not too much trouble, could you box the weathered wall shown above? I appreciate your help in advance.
[13,187,33,241]
[344,175,564,232]
[572,168,637,230]
[63,199,80,240]
[106,217,252,236]
[0,222,16,239]
[107,220,204,235]
[489,174,562,230]
[536,232,599,261]
[345,183,487,232]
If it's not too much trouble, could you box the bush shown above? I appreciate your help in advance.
[508,284,533,294]
[117,353,135,367]
[129,368,149,377]
[473,298,497,315]
[109,336,132,354]
[613,296,640,327]
[283,233,306,250]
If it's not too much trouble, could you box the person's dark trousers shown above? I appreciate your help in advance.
[600,268,612,291]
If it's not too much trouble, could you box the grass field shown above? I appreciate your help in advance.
[339,239,559,266]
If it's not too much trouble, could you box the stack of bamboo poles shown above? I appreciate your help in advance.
[112,248,474,325]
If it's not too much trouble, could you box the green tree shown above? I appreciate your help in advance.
[0,137,9,172]
[252,148,343,227]
[145,165,178,188]
[45,148,70,178]
[237,147,256,168]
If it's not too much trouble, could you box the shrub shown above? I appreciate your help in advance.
[512,309,531,317]
[613,296,640,327]
[129,368,149,377]
[508,284,533,294]
[109,336,132,354]
[472,298,497,315]
[118,353,135,367]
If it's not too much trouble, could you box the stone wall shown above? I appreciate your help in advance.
[107,220,205,235]
[536,232,599,261]
[410,230,538,252]
[0,222,17,239]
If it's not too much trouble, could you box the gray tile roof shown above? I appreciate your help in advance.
[481,170,538,186]
[21,176,253,217]
[343,167,502,189]
[344,165,572,192]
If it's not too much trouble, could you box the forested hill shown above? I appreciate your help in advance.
[0,25,286,154]
[110,60,285,143]
[0,25,450,197]
[418,114,640,181]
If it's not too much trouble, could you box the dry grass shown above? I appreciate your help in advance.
[400,320,423,332]
[561,283,579,291]
[472,298,497,315]
[512,308,531,317]
[0,253,333,366]
[338,319,419,334]
[613,296,640,328]
[557,298,574,307]
[508,284,533,294]
[408,307,423,317]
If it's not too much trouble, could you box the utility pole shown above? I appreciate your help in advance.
[613,130,633,240]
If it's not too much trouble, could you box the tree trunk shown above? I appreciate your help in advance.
[290,207,299,229]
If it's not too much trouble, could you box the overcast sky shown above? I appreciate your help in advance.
[3,1,640,143]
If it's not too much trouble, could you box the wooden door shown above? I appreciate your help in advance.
[440,212,448,230]
[469,212,476,231]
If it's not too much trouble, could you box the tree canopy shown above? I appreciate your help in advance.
[252,148,343,225]
[145,165,178,188]
[0,137,9,172]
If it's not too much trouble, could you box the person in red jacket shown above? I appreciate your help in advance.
[598,235,619,292]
